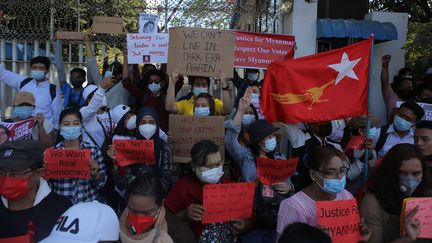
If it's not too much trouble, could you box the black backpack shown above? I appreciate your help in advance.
[20,78,56,101]
[375,125,390,152]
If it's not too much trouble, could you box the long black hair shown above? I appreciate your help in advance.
[125,173,164,206]
[113,111,136,138]
[58,107,83,142]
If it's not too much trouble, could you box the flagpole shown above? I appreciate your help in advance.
[363,36,374,187]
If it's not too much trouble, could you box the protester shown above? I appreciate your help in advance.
[372,101,424,158]
[55,40,87,109]
[277,222,331,243]
[0,92,55,148]
[109,107,172,195]
[111,104,137,140]
[119,173,196,243]
[380,55,415,122]
[47,108,107,204]
[0,125,9,145]
[84,32,130,109]
[165,140,251,242]
[0,56,62,128]
[360,144,430,243]
[0,140,71,241]
[414,120,432,176]
[277,146,353,236]
[165,70,232,116]
[194,92,216,116]
[232,68,262,108]
[40,201,120,243]
[414,82,432,103]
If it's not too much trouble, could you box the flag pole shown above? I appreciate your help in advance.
[363,35,374,187]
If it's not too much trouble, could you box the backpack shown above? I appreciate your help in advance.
[20,78,57,102]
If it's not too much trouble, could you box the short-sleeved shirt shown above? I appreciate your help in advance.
[175,96,223,116]
[277,190,353,235]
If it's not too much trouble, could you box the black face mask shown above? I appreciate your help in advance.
[71,79,84,88]
[398,89,414,100]
[316,123,333,138]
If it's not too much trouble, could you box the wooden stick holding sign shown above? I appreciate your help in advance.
[257,157,298,185]
[43,149,91,179]
[202,182,255,224]
[316,199,362,243]
[113,140,155,167]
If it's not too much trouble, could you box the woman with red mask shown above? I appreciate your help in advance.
[119,173,195,243]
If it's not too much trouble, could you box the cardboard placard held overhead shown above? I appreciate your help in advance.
[169,115,225,163]
[91,16,124,34]
[167,27,235,78]
[127,33,169,64]
[56,31,85,40]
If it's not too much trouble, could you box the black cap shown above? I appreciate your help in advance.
[0,140,44,170]
[246,119,279,146]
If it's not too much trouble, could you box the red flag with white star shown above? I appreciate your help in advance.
[261,38,372,123]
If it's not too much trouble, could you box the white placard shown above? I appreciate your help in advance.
[139,13,158,33]
[127,33,169,64]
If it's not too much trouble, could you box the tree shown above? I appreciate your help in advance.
[404,21,432,75]
[369,0,432,23]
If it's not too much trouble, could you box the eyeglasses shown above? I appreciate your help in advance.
[0,168,35,177]
[318,166,349,179]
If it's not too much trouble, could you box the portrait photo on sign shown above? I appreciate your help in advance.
[139,13,158,34]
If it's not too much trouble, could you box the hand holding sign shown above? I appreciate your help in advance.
[402,198,431,239]
[186,204,205,222]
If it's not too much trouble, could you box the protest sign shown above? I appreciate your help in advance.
[127,33,169,64]
[234,31,295,69]
[169,115,225,163]
[0,118,36,141]
[202,182,255,224]
[56,31,85,40]
[343,135,365,153]
[316,199,362,243]
[91,16,123,34]
[257,157,298,185]
[44,149,91,179]
[402,197,432,239]
[167,27,235,78]
[396,101,432,121]
[113,140,155,166]
[139,13,158,33]
[0,234,32,243]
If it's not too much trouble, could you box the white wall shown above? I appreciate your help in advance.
[364,12,409,125]
[281,0,318,57]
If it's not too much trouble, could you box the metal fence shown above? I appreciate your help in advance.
[0,0,281,117]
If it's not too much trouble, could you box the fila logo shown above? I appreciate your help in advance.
[3,149,12,158]
[55,216,79,234]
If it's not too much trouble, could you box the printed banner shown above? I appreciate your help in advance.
[316,199,362,243]
[167,27,235,78]
[139,13,158,33]
[402,197,432,239]
[256,157,298,185]
[113,140,155,166]
[0,118,36,141]
[202,182,255,224]
[169,115,225,163]
[43,149,91,179]
[127,33,169,64]
[234,31,295,69]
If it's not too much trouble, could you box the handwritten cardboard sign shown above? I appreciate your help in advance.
[127,33,169,64]
[316,199,362,243]
[91,16,123,34]
[234,31,295,69]
[169,115,225,163]
[202,182,255,224]
[167,27,235,78]
[44,149,91,179]
[402,197,432,239]
[257,157,298,185]
[113,140,155,166]
[343,135,365,153]
[139,13,158,33]
[56,31,85,40]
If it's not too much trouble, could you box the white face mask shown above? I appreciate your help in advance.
[139,124,157,139]
[125,116,137,130]
[196,165,224,184]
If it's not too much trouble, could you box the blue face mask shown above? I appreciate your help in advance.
[247,73,259,81]
[367,127,378,140]
[242,114,255,127]
[193,87,208,96]
[194,107,210,116]
[148,82,161,94]
[60,126,82,140]
[262,137,277,153]
[104,70,113,79]
[13,106,34,119]
[393,115,413,132]
[31,70,46,80]
[316,174,346,194]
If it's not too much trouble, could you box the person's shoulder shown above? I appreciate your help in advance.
[43,192,72,209]
[338,189,354,200]
[280,191,306,207]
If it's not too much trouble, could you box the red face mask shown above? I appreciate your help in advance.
[0,176,30,201]
[127,209,159,234]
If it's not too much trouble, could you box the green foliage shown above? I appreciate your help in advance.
[369,0,432,23]
[404,21,432,75]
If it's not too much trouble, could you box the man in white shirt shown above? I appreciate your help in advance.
[0,56,62,128]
